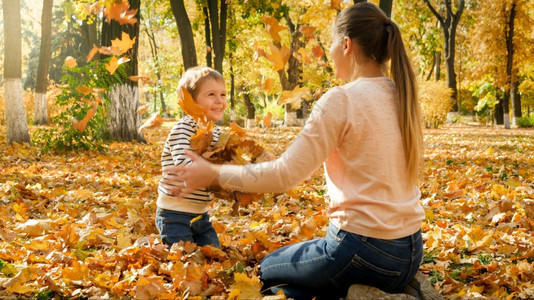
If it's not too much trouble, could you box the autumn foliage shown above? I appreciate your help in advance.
[1,124,534,299]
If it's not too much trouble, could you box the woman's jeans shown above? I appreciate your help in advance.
[259,223,422,300]
[155,208,220,247]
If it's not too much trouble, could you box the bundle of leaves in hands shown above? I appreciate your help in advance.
[178,87,272,208]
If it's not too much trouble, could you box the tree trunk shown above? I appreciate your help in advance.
[3,0,30,145]
[424,0,465,111]
[203,7,213,68]
[34,0,54,125]
[494,90,503,125]
[502,90,510,129]
[101,0,145,142]
[511,80,521,125]
[506,2,519,127]
[170,0,198,70]
[80,19,99,61]
[207,0,227,74]
[243,91,255,128]
[379,0,393,17]
[107,85,145,142]
[278,16,304,126]
[434,51,441,81]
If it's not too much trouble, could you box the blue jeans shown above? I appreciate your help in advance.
[155,208,220,247]
[259,223,422,300]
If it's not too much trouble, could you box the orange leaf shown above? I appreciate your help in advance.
[331,0,343,10]
[137,113,163,133]
[312,45,325,58]
[178,87,207,123]
[264,78,274,91]
[105,56,119,75]
[265,43,290,71]
[299,25,316,40]
[75,85,94,96]
[105,2,138,25]
[136,103,149,114]
[261,15,287,43]
[86,45,98,62]
[129,75,150,82]
[65,56,77,68]
[72,102,99,133]
[263,112,272,128]
[112,32,136,54]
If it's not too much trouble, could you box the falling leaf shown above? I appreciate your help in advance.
[138,113,163,133]
[264,43,291,71]
[178,87,207,123]
[261,15,287,43]
[72,102,99,132]
[112,32,136,54]
[137,103,149,114]
[312,45,325,58]
[76,85,94,95]
[331,0,343,10]
[65,56,77,68]
[264,78,274,91]
[104,2,138,25]
[299,25,316,40]
[86,45,99,62]
[278,86,311,109]
[263,112,272,128]
[129,75,151,82]
[106,56,119,75]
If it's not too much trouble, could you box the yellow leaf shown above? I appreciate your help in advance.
[112,32,136,54]
[229,121,246,136]
[278,86,311,109]
[228,273,263,300]
[190,215,202,224]
[265,43,290,72]
[470,285,484,294]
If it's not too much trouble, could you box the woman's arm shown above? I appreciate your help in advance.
[164,88,349,195]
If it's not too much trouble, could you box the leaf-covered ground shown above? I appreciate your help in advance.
[0,124,533,299]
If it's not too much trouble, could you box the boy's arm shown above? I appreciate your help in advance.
[166,120,197,167]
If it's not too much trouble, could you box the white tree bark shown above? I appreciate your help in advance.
[34,92,48,125]
[107,84,146,142]
[4,78,30,145]
[284,110,298,127]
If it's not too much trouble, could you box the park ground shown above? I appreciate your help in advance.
[0,123,533,299]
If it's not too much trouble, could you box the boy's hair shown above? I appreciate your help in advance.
[177,66,224,100]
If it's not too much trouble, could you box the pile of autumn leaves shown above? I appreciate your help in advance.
[1,124,534,299]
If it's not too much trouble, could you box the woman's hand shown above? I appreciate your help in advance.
[160,150,220,197]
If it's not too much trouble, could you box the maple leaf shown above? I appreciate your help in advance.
[265,43,291,72]
[71,102,99,132]
[111,32,136,54]
[178,87,207,123]
[278,86,312,109]
[104,2,138,25]
[228,272,263,300]
[261,15,287,43]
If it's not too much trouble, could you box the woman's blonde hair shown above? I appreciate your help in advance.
[177,66,224,100]
[334,3,424,185]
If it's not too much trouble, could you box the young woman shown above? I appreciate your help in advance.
[156,66,227,247]
[161,3,424,299]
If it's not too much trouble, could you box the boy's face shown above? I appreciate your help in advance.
[195,78,227,122]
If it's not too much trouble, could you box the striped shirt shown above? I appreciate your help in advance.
[157,115,221,214]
